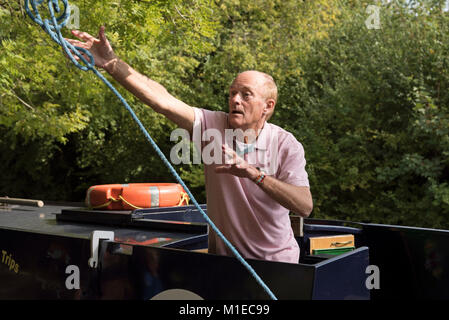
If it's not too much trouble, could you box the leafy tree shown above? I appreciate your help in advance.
[1,0,448,229]
[280,0,449,228]
[0,0,217,200]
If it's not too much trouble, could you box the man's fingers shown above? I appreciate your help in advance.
[70,30,83,40]
[222,145,243,162]
[223,151,246,166]
[64,48,87,62]
[62,41,84,60]
[215,165,231,174]
[65,38,86,48]
[222,144,236,156]
[62,49,81,61]
[222,144,240,164]
[98,25,107,43]
[71,30,95,42]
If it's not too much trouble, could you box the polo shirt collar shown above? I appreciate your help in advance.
[233,122,271,156]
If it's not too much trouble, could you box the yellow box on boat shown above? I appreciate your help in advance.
[309,234,354,255]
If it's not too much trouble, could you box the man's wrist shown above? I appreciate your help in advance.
[249,166,267,186]
[103,57,119,75]
[254,170,266,186]
[248,166,261,181]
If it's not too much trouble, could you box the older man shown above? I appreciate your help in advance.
[68,27,313,263]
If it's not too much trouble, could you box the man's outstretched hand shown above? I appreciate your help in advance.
[66,26,117,70]
[215,144,260,180]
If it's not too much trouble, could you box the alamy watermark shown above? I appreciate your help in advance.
[169,126,279,175]
[66,3,79,29]
[365,1,399,29]
[364,0,446,29]
[366,265,380,289]
[365,4,381,29]
[65,264,80,290]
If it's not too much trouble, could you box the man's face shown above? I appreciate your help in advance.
[228,71,268,133]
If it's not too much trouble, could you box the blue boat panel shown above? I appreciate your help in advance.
[312,247,370,300]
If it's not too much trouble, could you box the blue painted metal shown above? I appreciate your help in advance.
[311,247,370,300]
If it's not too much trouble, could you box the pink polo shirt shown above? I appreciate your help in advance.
[192,107,309,263]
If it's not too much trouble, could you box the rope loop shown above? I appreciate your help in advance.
[25,0,95,71]
[25,0,70,35]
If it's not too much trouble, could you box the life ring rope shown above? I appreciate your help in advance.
[89,195,141,210]
[177,192,190,206]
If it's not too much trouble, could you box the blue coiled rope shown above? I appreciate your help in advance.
[24,0,277,300]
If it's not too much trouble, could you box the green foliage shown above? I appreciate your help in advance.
[1,0,448,229]
[280,0,449,228]
[0,0,217,200]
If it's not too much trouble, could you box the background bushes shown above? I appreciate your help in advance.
[1,0,448,228]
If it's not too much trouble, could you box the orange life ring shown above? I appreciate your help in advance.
[85,183,189,210]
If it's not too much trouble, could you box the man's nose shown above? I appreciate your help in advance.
[230,93,242,105]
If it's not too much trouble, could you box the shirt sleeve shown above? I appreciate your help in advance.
[276,134,310,187]
[191,107,227,160]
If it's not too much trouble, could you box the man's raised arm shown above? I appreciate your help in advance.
[67,26,195,133]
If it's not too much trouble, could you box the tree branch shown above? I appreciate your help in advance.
[9,89,35,111]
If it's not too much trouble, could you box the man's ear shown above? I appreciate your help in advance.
[264,99,275,113]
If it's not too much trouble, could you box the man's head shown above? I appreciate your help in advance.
[228,70,277,133]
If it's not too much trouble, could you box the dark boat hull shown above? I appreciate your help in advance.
[10,202,448,299]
